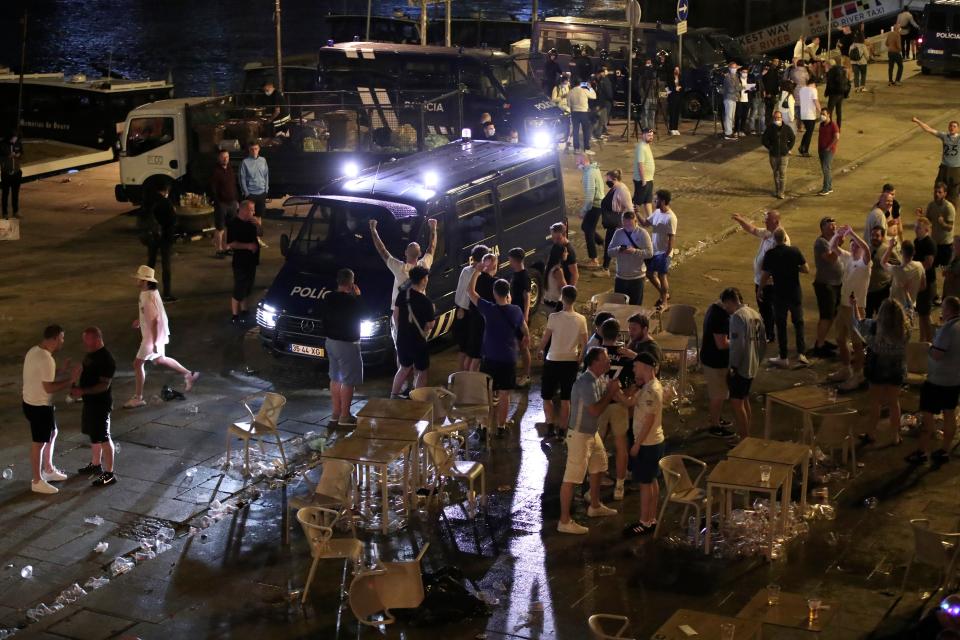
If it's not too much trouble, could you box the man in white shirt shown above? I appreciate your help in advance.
[731,210,790,344]
[826,225,872,389]
[539,285,588,439]
[632,129,656,217]
[639,190,678,308]
[796,77,821,156]
[455,244,489,371]
[883,238,926,327]
[621,352,664,536]
[22,325,79,495]
[567,80,597,155]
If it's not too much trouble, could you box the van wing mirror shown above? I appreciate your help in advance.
[280,233,290,257]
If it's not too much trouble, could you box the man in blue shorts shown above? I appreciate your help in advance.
[639,190,677,308]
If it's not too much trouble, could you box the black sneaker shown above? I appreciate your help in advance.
[718,418,733,428]
[545,423,557,438]
[932,449,951,464]
[823,341,839,351]
[623,522,655,538]
[905,450,928,465]
[92,472,116,487]
[708,426,737,438]
[556,428,567,441]
[496,426,507,438]
[78,463,103,475]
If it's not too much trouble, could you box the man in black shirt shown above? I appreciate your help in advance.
[146,183,178,302]
[227,200,262,324]
[392,266,435,397]
[509,248,533,387]
[71,327,118,487]
[322,269,364,427]
[550,222,579,285]
[700,300,733,437]
[760,228,810,366]
[466,253,497,369]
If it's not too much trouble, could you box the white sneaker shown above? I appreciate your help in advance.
[797,354,810,366]
[838,372,866,391]
[32,479,58,495]
[591,268,610,277]
[827,367,851,383]
[123,396,146,409]
[587,503,618,517]
[613,484,625,501]
[767,357,790,369]
[43,468,68,482]
[557,520,589,534]
[584,149,596,156]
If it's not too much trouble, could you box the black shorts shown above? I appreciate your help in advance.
[541,360,579,400]
[630,441,665,483]
[632,180,653,205]
[919,381,960,414]
[81,403,112,444]
[232,261,257,301]
[464,308,484,360]
[813,282,842,320]
[23,402,57,443]
[481,359,517,391]
[453,309,470,353]
[727,371,753,400]
[917,284,933,316]
[213,200,237,231]
[396,337,430,371]
[937,244,954,268]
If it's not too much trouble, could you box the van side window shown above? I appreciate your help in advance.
[403,61,454,91]
[928,10,947,31]
[125,117,174,156]
[497,167,561,231]
[456,191,497,262]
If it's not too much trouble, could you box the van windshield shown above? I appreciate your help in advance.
[489,59,529,87]
[289,200,422,264]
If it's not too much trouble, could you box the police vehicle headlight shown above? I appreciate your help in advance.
[423,171,439,188]
[532,130,551,149]
[343,162,359,178]
[360,319,379,338]
[258,303,278,329]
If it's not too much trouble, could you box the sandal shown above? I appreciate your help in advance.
[123,397,146,409]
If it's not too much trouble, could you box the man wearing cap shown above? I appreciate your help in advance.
[811,216,843,357]
[125,266,198,409]
[621,352,664,536]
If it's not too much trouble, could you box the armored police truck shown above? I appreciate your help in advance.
[256,139,565,364]
[918,0,960,76]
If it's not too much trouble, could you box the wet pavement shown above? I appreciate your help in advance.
[1,60,959,639]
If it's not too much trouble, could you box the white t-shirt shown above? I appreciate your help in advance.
[798,85,819,121]
[753,228,791,285]
[386,254,433,307]
[839,249,871,307]
[632,377,664,445]
[546,310,588,362]
[454,265,473,310]
[23,345,56,406]
[649,209,678,256]
[887,260,924,309]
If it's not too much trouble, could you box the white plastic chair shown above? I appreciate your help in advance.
[226,392,287,475]
[287,459,360,543]
[349,543,430,626]
[811,408,859,473]
[590,292,629,314]
[900,519,960,598]
[654,455,708,545]
[423,428,486,516]
[297,506,364,604]
[447,371,497,446]
[659,304,700,353]
[409,386,456,427]
[588,614,636,639]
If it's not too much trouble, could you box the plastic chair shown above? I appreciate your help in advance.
[811,408,858,473]
[447,371,498,446]
[659,304,700,353]
[590,292,629,314]
[653,455,708,545]
[297,506,364,604]
[588,614,636,640]
[423,428,486,515]
[287,459,360,543]
[905,341,930,386]
[409,386,456,427]
[900,519,960,598]
[349,543,430,626]
[226,392,287,475]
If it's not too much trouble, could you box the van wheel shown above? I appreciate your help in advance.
[682,92,708,119]
[920,66,931,75]
[527,267,544,314]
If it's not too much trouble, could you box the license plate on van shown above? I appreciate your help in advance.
[289,344,325,358]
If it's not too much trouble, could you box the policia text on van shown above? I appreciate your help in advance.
[255,140,565,365]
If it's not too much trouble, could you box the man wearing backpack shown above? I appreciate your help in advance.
[824,60,850,129]
[139,183,178,302]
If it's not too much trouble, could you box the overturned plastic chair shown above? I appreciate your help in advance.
[349,543,430,626]
[423,428,486,516]
[297,506,364,605]
[588,614,636,639]
[286,459,360,544]
[653,455,708,545]
[226,392,287,475]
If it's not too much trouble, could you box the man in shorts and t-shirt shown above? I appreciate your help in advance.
[468,269,529,438]
[702,299,733,438]
[883,238,925,328]
[22,325,79,494]
[508,247,533,387]
[912,117,960,206]
[638,190,677,307]
[812,217,843,357]
[539,285,588,439]
[455,244,488,371]
[722,288,766,440]
[632,128,655,217]
[557,347,620,535]
[909,296,960,465]
[622,352,664,536]
[71,327,118,487]
[607,210,653,306]
[826,226,872,390]
[369,217,437,337]
[466,253,498,372]
[392,266,435,397]
[925,182,957,270]
[597,318,635,501]
[322,268,365,427]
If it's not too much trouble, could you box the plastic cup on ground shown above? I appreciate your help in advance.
[767,583,781,606]
[720,622,735,640]
[760,464,772,484]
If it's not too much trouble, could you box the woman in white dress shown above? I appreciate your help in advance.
[124,266,198,408]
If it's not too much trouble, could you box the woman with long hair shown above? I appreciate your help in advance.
[852,295,909,445]
[598,169,633,275]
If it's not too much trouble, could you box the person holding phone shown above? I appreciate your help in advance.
[607,210,653,305]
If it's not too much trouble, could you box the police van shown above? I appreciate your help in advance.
[918,0,960,76]
[256,139,565,364]
[317,42,568,145]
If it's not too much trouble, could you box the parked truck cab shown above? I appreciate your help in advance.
[256,139,565,365]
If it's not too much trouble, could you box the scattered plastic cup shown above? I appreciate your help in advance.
[864,497,879,509]
[84,515,105,526]
[158,526,176,542]
[808,598,822,622]
[759,465,772,484]
[20,565,33,579]
[827,386,838,402]
[720,622,736,640]
[94,541,109,553]
[84,576,110,590]
[767,583,781,606]
[185,467,198,478]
